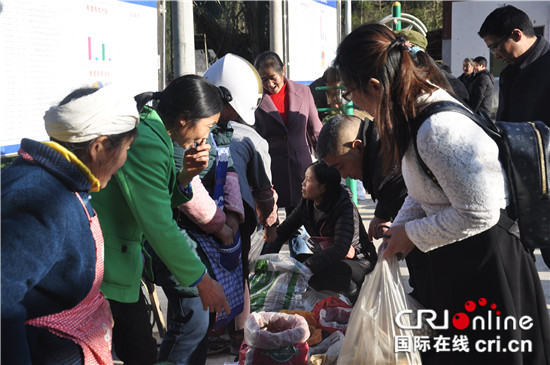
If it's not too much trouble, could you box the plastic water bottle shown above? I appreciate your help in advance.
[293,293,305,310]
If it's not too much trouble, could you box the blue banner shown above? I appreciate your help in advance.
[313,0,337,9]
[1,144,20,156]
[119,0,157,8]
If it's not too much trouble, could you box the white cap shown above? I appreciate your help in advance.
[44,84,139,143]
[204,53,262,125]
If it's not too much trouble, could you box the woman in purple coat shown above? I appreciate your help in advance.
[253,51,323,255]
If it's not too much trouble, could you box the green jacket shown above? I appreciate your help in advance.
[92,107,206,303]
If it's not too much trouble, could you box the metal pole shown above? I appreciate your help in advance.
[336,0,342,44]
[345,0,352,35]
[344,100,357,205]
[392,1,401,31]
[270,0,283,58]
[344,0,358,204]
[315,85,358,205]
[203,34,208,70]
[171,0,195,77]
[159,0,166,89]
[282,0,290,77]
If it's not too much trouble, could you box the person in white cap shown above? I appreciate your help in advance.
[2,85,138,364]
[206,53,279,356]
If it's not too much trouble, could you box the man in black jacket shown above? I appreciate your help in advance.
[479,5,550,123]
[468,56,495,113]
[458,57,475,91]
[318,114,430,303]
[479,5,550,268]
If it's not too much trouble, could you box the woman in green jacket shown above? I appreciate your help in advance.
[91,75,230,365]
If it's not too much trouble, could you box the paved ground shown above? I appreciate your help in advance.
[116,194,550,365]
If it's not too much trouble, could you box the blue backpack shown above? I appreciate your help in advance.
[413,101,550,249]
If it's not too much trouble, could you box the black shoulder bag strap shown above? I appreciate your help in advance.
[412,101,500,189]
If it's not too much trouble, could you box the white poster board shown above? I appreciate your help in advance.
[0,0,158,155]
[287,0,337,84]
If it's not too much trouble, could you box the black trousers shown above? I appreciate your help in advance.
[422,213,550,365]
[404,247,431,306]
[109,291,158,365]
[240,203,257,281]
[302,257,373,304]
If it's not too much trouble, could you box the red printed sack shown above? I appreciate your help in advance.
[312,296,353,334]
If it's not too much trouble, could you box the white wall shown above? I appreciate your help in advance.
[450,1,550,77]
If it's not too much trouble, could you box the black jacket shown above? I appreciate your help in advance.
[468,69,494,113]
[266,185,377,274]
[442,68,469,104]
[458,72,475,91]
[498,36,550,124]
[360,119,408,221]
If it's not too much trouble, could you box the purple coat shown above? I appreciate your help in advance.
[254,79,323,208]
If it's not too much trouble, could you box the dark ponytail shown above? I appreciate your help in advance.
[410,51,454,94]
[135,74,223,131]
[134,91,163,113]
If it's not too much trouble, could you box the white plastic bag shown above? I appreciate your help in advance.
[249,254,313,313]
[337,253,422,365]
[248,230,265,269]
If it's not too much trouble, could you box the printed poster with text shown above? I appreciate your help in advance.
[0,0,158,155]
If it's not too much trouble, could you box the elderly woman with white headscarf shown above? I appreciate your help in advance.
[1,85,139,365]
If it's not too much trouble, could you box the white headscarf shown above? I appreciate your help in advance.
[44,84,140,143]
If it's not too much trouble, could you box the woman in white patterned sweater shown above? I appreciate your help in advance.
[333,23,550,365]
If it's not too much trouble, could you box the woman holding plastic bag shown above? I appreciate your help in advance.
[262,160,377,303]
[333,23,550,364]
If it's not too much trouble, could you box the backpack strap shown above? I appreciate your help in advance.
[412,101,500,189]
[413,101,524,240]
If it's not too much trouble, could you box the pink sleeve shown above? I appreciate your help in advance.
[252,186,279,227]
[178,176,226,234]
[223,172,245,223]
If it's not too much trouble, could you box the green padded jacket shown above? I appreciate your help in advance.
[91,107,206,303]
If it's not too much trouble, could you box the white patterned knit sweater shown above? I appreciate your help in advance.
[393,88,509,252]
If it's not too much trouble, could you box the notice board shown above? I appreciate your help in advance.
[0,0,158,155]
